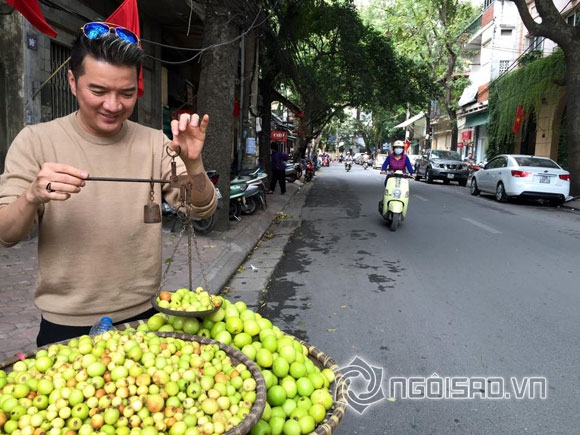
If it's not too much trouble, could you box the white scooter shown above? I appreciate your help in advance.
[378,170,412,232]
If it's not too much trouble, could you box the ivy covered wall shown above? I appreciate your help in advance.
[487,50,565,161]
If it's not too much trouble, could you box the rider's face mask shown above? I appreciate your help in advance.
[394,148,404,155]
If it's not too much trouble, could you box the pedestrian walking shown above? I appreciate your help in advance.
[268,142,288,195]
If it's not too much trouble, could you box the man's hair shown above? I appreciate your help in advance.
[69,32,144,80]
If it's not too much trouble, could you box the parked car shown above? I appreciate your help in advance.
[373,153,388,169]
[470,154,570,206]
[414,149,469,186]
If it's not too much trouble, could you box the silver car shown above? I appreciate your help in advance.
[414,149,469,186]
[470,154,570,206]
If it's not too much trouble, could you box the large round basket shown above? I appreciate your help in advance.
[0,329,267,435]
[119,321,349,434]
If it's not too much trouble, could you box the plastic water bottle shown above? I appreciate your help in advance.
[89,316,115,336]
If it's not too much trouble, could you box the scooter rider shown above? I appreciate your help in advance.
[380,140,414,184]
[344,152,354,169]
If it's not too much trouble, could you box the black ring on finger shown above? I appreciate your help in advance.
[46,182,54,193]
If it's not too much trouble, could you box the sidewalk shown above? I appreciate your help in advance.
[563,196,580,212]
[0,180,311,362]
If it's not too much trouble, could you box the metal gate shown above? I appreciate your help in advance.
[45,42,77,121]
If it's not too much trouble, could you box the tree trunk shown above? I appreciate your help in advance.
[259,78,274,179]
[564,43,580,196]
[197,3,241,231]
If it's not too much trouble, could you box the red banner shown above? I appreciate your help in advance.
[512,105,524,134]
[404,139,411,152]
[107,0,144,97]
[461,130,472,141]
[6,0,57,37]
[270,131,287,142]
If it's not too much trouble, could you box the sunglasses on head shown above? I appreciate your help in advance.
[81,22,140,46]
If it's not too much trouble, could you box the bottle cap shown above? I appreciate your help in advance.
[101,316,113,324]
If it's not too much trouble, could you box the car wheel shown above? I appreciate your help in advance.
[549,198,565,207]
[470,178,480,195]
[495,182,508,203]
[425,169,434,184]
[443,179,450,185]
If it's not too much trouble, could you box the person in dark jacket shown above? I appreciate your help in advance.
[268,142,288,194]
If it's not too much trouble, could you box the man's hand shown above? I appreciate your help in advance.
[25,162,88,204]
[169,113,209,163]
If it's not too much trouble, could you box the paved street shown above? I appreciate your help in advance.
[259,163,580,435]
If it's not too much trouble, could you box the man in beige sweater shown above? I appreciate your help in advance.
[0,23,217,346]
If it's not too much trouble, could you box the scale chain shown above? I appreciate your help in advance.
[159,224,186,292]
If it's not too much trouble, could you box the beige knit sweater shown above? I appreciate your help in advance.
[0,113,217,326]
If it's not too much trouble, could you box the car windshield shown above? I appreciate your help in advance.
[431,150,461,160]
[513,156,560,169]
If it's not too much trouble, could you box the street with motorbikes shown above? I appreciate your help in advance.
[257,160,580,434]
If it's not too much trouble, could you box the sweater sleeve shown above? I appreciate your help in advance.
[160,133,217,218]
[405,156,414,174]
[381,156,390,171]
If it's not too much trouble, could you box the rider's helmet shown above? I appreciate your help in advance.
[393,140,405,155]
[346,151,351,156]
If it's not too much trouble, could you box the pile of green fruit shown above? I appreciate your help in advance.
[0,330,260,435]
[155,287,222,313]
[143,293,336,435]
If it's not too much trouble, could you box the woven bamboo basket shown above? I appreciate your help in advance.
[0,329,267,435]
[119,321,349,435]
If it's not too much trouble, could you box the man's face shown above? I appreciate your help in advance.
[68,55,138,137]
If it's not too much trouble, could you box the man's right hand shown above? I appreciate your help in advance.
[26,162,89,204]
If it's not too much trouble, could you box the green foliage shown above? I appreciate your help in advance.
[261,0,429,140]
[487,50,565,158]
[518,49,543,66]
[361,0,479,105]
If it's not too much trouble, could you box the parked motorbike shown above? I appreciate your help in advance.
[229,169,268,220]
[378,170,411,232]
[285,162,302,183]
[162,170,221,234]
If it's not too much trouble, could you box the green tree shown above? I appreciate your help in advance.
[509,0,580,194]
[360,0,479,151]
[197,0,259,230]
[259,0,427,160]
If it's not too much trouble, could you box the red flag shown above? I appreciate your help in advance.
[404,139,411,152]
[512,105,524,134]
[6,0,57,37]
[106,0,144,97]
